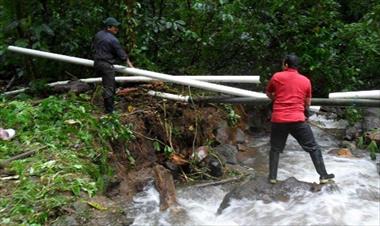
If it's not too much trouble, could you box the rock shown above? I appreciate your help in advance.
[345,122,363,141]
[328,148,353,158]
[127,167,154,193]
[217,176,338,214]
[153,164,178,211]
[207,156,223,177]
[237,144,250,152]
[164,161,182,179]
[213,144,238,165]
[363,108,380,131]
[52,81,90,94]
[341,141,357,151]
[365,130,380,145]
[236,146,257,164]
[192,146,209,162]
[234,128,246,144]
[225,163,255,176]
[215,127,247,145]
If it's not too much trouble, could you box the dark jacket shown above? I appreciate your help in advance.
[93,30,127,64]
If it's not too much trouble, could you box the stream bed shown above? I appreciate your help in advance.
[127,116,380,226]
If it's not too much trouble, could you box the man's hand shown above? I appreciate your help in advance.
[304,107,310,121]
[127,59,134,68]
[266,92,275,100]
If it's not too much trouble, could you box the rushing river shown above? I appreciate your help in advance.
[127,116,380,226]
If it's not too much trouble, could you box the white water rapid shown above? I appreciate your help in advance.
[127,116,380,226]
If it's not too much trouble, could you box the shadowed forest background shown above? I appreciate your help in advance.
[1,0,379,96]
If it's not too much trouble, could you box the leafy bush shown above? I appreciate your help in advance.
[1,0,379,96]
[0,94,133,225]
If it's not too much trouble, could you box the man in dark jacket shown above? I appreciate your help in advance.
[93,17,134,113]
[266,54,334,184]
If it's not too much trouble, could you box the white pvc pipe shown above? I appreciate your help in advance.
[147,90,190,102]
[147,90,323,111]
[329,90,380,99]
[83,76,260,83]
[173,76,260,83]
[309,106,321,112]
[7,46,267,99]
[3,76,257,96]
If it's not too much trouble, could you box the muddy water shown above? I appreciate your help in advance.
[127,118,380,226]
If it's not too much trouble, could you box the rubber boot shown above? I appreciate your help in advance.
[104,97,114,114]
[269,151,280,184]
[309,150,335,184]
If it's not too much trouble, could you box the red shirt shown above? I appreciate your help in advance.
[266,68,311,123]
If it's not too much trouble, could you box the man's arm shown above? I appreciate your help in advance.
[305,97,311,107]
[266,78,275,100]
[126,58,134,68]
[304,81,312,120]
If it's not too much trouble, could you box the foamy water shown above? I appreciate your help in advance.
[129,118,380,226]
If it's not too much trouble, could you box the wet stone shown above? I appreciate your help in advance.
[214,144,238,165]
[217,176,337,214]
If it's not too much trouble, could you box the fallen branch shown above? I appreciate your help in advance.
[5,74,17,91]
[191,174,248,189]
[0,147,46,169]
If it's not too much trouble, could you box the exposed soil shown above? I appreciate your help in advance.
[52,86,254,225]
[108,87,230,197]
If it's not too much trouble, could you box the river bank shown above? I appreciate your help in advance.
[1,88,379,225]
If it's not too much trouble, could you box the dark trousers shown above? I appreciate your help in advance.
[270,122,319,153]
[269,122,329,180]
[94,61,115,113]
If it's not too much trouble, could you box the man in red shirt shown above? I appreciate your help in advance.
[266,54,334,184]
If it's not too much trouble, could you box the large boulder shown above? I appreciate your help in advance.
[363,108,380,131]
[213,144,238,165]
[217,176,338,214]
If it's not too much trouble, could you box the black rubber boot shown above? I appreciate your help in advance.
[104,97,114,114]
[269,151,280,184]
[309,150,335,184]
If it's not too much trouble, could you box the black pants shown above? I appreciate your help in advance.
[269,122,332,181]
[270,122,319,153]
[94,61,115,113]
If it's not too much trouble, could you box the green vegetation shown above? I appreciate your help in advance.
[0,94,133,225]
[357,128,380,160]
[344,107,363,125]
[223,104,241,127]
[0,0,379,224]
[1,0,379,96]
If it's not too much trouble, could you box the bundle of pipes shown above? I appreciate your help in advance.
[147,91,380,107]
[5,46,380,108]
[6,46,266,99]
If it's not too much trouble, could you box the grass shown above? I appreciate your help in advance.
[0,93,133,225]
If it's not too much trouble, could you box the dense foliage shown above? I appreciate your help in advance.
[0,0,379,96]
[0,94,134,225]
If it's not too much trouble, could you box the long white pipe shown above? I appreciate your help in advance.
[83,76,260,83]
[2,76,256,96]
[174,76,260,83]
[147,90,321,110]
[329,90,380,99]
[7,46,267,98]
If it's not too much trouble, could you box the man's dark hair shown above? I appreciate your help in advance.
[283,54,300,69]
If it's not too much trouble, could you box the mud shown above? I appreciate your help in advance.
[54,88,249,225]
